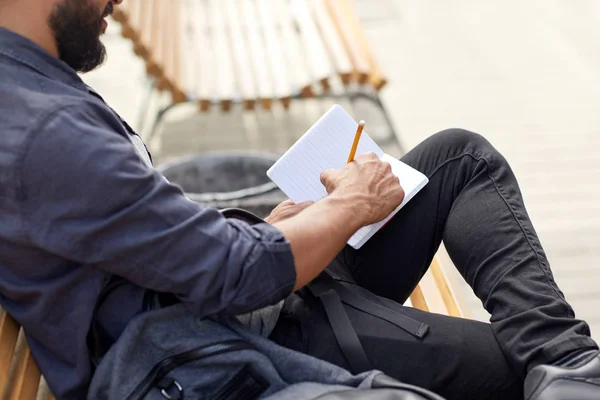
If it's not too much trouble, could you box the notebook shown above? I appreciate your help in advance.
[267,105,429,249]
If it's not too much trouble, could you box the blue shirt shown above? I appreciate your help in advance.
[0,27,296,399]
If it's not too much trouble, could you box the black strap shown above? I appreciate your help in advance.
[307,272,430,374]
[307,285,372,373]
[220,208,265,225]
[321,274,429,339]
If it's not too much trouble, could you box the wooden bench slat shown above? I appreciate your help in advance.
[131,0,150,58]
[162,0,186,103]
[176,0,197,105]
[141,0,163,77]
[156,0,174,91]
[158,1,175,91]
[225,0,258,110]
[331,0,388,90]
[272,0,315,97]
[430,258,462,317]
[6,337,41,400]
[0,311,20,396]
[240,0,275,110]
[113,0,134,40]
[409,285,430,312]
[256,0,294,108]
[111,1,128,25]
[208,0,237,111]
[407,256,463,317]
[294,0,335,91]
[324,0,371,85]
[309,0,354,85]
[189,0,215,111]
[173,1,188,103]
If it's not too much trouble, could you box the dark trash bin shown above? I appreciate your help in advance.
[156,152,286,217]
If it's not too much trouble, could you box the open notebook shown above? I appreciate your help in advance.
[267,105,428,249]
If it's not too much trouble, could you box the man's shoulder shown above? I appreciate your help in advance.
[0,75,129,201]
[0,76,125,148]
[0,74,75,197]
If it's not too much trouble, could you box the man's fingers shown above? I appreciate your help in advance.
[354,152,379,162]
[279,199,295,207]
[295,201,314,210]
[383,161,393,174]
[279,201,314,220]
[320,168,337,186]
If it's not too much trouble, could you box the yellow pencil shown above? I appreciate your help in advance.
[347,120,365,163]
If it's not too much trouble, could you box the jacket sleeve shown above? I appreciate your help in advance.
[20,103,296,317]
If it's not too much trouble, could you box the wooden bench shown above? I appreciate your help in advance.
[0,311,53,400]
[112,0,394,140]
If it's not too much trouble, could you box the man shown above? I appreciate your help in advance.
[1,0,599,399]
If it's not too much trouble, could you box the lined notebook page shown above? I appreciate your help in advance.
[267,105,428,249]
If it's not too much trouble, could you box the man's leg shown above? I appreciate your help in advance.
[272,129,597,399]
[275,129,553,399]
[344,129,597,374]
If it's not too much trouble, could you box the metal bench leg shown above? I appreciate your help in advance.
[144,102,186,145]
[135,77,158,135]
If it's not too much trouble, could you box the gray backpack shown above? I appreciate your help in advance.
[87,303,445,400]
[87,209,445,400]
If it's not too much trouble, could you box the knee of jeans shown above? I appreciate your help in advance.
[434,128,505,164]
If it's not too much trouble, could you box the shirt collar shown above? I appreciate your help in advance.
[0,27,88,92]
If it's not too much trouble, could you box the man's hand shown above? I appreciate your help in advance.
[265,200,314,224]
[320,152,405,226]
[271,153,405,292]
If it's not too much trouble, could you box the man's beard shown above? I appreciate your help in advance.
[48,0,113,73]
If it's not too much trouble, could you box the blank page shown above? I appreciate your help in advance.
[267,104,428,249]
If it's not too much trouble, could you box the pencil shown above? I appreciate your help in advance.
[347,120,365,163]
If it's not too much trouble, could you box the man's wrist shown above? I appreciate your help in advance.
[321,193,369,232]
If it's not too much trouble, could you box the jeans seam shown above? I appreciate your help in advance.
[482,162,565,302]
[540,336,598,362]
[426,151,565,302]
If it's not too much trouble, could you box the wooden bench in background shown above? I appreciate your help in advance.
[112,0,394,141]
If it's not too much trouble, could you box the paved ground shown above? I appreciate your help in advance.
[85,0,600,337]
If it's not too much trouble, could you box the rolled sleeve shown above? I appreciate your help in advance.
[219,220,295,312]
[20,103,296,317]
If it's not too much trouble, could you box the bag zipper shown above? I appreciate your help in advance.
[126,339,254,400]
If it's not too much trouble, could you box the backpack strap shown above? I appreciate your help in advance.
[307,272,430,374]
[307,281,372,373]
[319,273,429,339]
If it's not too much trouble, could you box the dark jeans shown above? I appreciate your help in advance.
[270,129,597,400]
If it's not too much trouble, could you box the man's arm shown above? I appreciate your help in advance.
[273,196,362,291]
[22,104,297,317]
